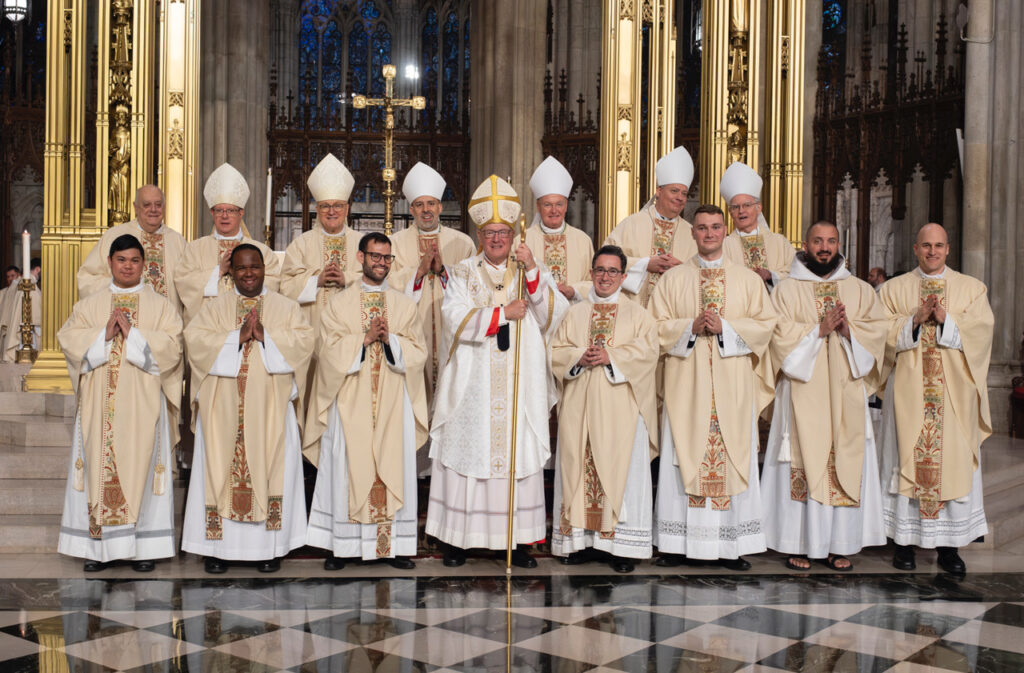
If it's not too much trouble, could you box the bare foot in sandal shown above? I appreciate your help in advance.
[785,555,811,571]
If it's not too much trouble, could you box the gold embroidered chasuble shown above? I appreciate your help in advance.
[302,285,428,555]
[770,269,887,507]
[184,291,313,538]
[388,225,474,407]
[175,233,281,325]
[524,222,595,295]
[550,294,658,535]
[723,222,796,282]
[603,205,696,307]
[879,269,993,515]
[77,220,187,311]
[57,286,183,536]
[650,257,776,500]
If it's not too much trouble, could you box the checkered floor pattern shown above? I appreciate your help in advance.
[1,575,1023,672]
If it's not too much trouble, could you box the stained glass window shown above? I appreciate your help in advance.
[821,0,847,91]
[421,8,438,127]
[441,11,460,127]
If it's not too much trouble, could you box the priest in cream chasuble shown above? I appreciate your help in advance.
[719,161,795,290]
[57,235,183,569]
[524,156,595,303]
[181,245,313,571]
[762,222,888,571]
[389,162,474,412]
[604,146,697,307]
[78,185,187,313]
[304,232,429,568]
[650,205,776,569]
[175,163,281,326]
[878,223,993,574]
[426,175,569,568]
[550,244,658,573]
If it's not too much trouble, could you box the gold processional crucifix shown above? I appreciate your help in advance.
[352,64,426,236]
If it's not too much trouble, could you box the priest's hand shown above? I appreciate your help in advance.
[429,243,444,274]
[755,267,772,282]
[557,283,576,300]
[834,303,851,339]
[584,345,611,367]
[913,296,937,327]
[514,243,537,272]
[691,313,707,336]
[319,262,345,288]
[504,299,528,321]
[703,309,723,335]
[105,311,121,341]
[364,316,387,346]
[114,310,132,339]
[648,254,682,274]
[416,248,434,282]
[932,301,946,324]
[820,305,843,337]
[219,252,232,277]
[250,310,265,343]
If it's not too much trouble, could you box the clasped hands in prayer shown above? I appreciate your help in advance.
[647,253,683,274]
[416,243,445,281]
[363,316,390,347]
[819,303,852,339]
[692,309,723,336]
[912,295,946,328]
[318,262,346,288]
[239,308,265,344]
[577,344,611,368]
[104,309,133,341]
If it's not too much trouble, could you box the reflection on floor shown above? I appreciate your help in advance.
[2,552,1024,672]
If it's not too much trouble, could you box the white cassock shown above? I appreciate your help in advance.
[181,308,307,560]
[653,256,767,560]
[762,264,886,559]
[306,281,420,560]
[426,255,568,549]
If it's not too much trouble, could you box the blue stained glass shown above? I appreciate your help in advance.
[464,17,470,87]
[349,20,369,132]
[304,0,334,17]
[442,11,460,125]
[321,19,343,120]
[362,0,381,21]
[299,14,318,107]
[370,22,392,94]
[421,8,438,125]
[823,1,843,32]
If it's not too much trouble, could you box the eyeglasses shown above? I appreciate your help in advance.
[480,230,514,240]
[365,252,395,263]
[212,207,241,216]
[592,267,623,277]
[317,202,348,212]
[728,201,759,212]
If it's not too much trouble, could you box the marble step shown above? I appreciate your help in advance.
[0,392,75,418]
[0,479,65,515]
[0,443,69,480]
[0,515,61,553]
[0,414,74,447]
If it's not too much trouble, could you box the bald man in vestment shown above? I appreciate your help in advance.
[878,223,993,575]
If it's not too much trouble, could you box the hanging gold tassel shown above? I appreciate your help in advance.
[73,457,85,492]
[152,463,166,496]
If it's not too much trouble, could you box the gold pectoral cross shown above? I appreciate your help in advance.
[353,64,426,236]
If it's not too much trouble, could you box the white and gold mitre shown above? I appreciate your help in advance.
[402,162,446,202]
[719,161,763,203]
[204,163,250,209]
[655,145,695,188]
[468,175,521,228]
[307,153,355,202]
[529,156,573,200]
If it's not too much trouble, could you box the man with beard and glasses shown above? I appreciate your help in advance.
[182,244,313,574]
[762,221,888,571]
[550,245,658,573]
[650,204,776,571]
[304,232,428,571]
[877,223,993,575]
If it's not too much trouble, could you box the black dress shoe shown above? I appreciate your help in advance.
[131,560,155,572]
[387,556,416,570]
[204,557,228,574]
[509,548,538,569]
[323,555,346,571]
[720,557,751,571]
[610,556,635,573]
[442,546,466,567]
[257,558,281,573]
[892,545,916,571]
[560,550,591,565]
[937,547,966,575]
[654,553,686,568]
[83,560,109,572]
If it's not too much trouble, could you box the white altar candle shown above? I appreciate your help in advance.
[21,230,30,279]
[265,168,273,242]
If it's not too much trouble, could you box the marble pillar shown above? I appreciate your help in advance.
[803,0,822,236]
[469,0,546,209]
[200,0,271,242]
[962,0,1023,433]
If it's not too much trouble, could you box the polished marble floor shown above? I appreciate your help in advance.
[1,546,1023,673]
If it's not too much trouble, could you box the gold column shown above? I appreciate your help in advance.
[765,0,805,245]
[698,0,762,215]
[25,0,177,392]
[644,0,677,193]
[158,0,201,239]
[598,0,642,242]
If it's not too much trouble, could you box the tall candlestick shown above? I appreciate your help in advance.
[265,168,273,247]
[21,230,30,279]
